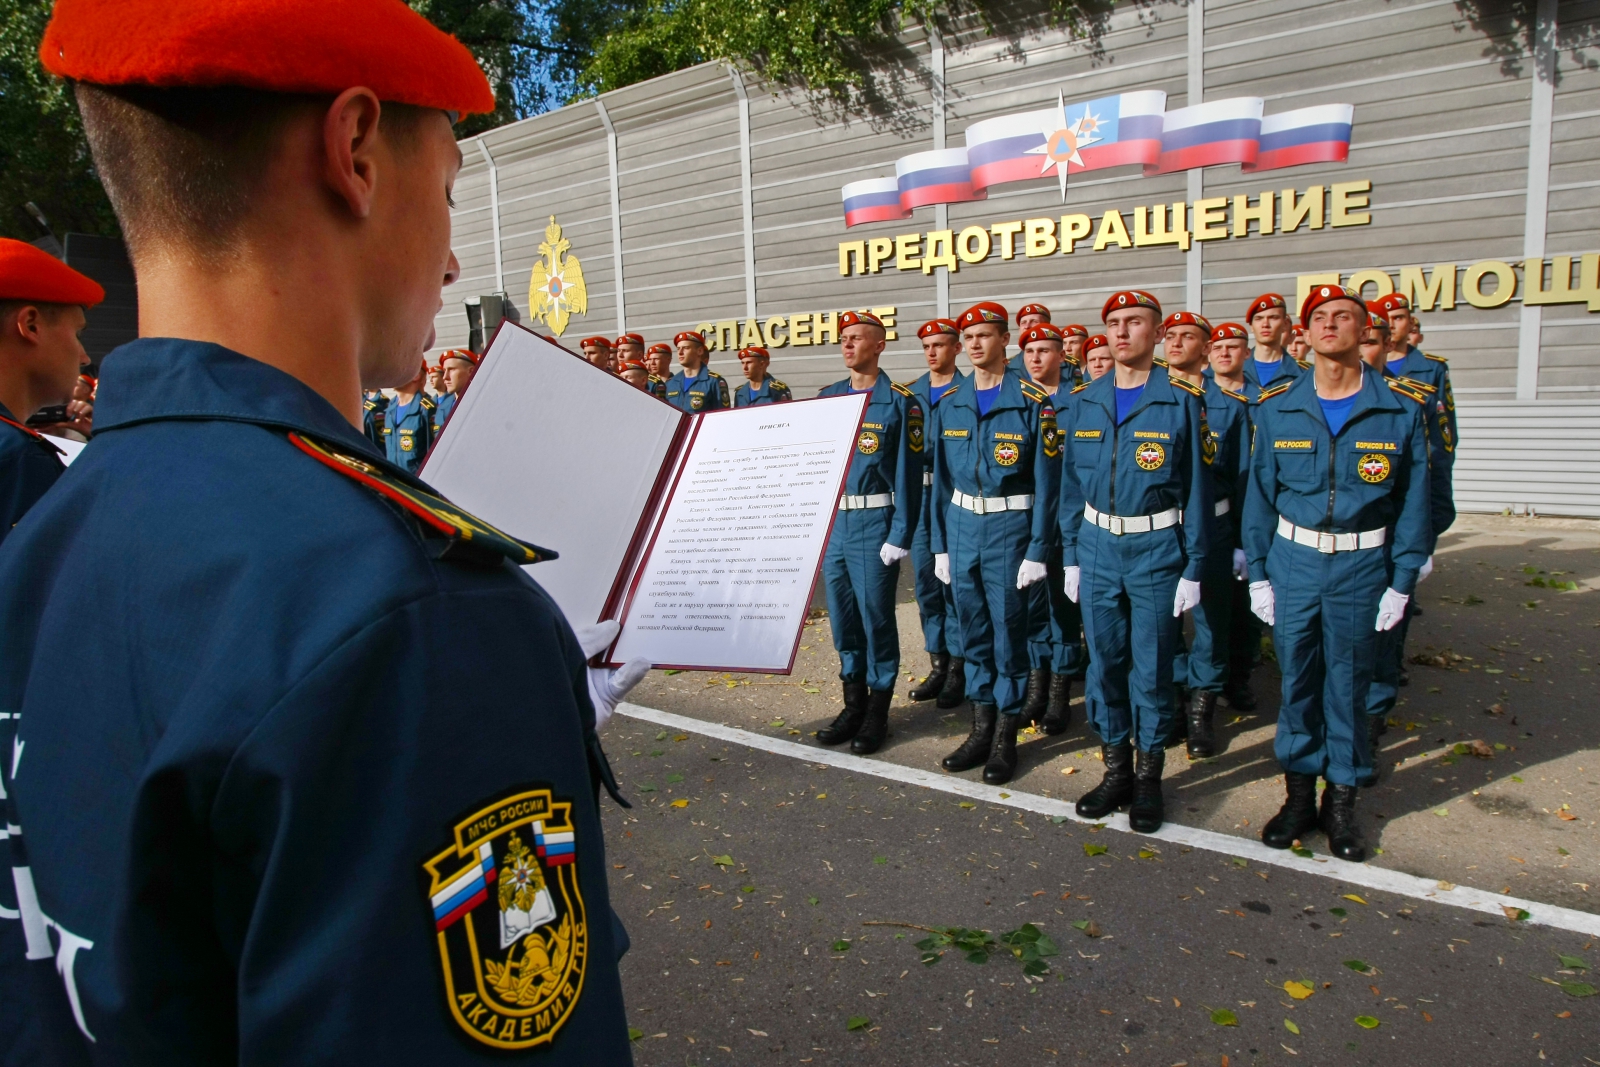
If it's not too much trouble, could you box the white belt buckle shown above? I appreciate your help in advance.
[1108,515,1125,536]
[1316,531,1336,554]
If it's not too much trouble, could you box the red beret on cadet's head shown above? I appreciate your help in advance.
[1367,311,1390,331]
[674,330,706,347]
[1084,334,1110,353]
[1018,324,1064,346]
[1016,303,1051,324]
[838,310,884,331]
[738,346,770,359]
[1299,283,1366,327]
[0,238,104,307]
[1101,290,1160,322]
[618,360,647,373]
[956,302,1009,331]
[1209,322,1249,342]
[1245,293,1287,322]
[1370,293,1410,315]
[443,348,481,365]
[917,318,960,339]
[580,336,611,349]
[1061,324,1089,339]
[39,0,495,115]
[647,342,672,356]
[1160,311,1212,335]
[615,333,644,347]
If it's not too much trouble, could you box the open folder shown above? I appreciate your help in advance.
[421,322,868,673]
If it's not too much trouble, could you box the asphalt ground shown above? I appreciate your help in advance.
[599,723,1599,1065]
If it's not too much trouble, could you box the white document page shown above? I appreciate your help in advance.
[421,323,683,627]
[609,393,867,673]
[42,434,86,465]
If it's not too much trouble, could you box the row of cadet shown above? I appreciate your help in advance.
[360,347,482,473]
[724,287,1452,868]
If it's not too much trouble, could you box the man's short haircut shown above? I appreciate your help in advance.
[75,83,430,263]
[0,300,76,327]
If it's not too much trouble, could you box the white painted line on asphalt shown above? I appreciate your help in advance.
[616,702,1600,938]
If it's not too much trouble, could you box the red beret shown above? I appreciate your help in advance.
[0,238,104,307]
[1061,324,1089,339]
[1016,303,1051,323]
[647,342,672,356]
[1369,293,1410,315]
[1084,334,1110,353]
[1160,311,1212,335]
[838,310,884,331]
[618,360,647,373]
[738,346,770,359]
[1367,311,1390,331]
[1209,322,1249,342]
[442,348,481,365]
[39,0,494,115]
[674,330,706,347]
[1245,293,1287,322]
[580,336,612,349]
[1101,290,1161,322]
[1290,325,1307,337]
[956,302,1009,330]
[1299,283,1366,327]
[615,333,644,347]
[1019,324,1064,346]
[917,318,960,339]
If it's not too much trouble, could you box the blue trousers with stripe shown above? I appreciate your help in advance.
[946,507,1033,715]
[823,507,901,692]
[912,499,961,656]
[1173,532,1235,693]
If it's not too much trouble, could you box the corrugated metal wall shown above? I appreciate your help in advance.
[437,0,1600,514]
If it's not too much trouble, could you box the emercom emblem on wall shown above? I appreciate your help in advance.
[528,216,586,336]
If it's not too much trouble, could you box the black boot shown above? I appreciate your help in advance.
[1021,669,1050,725]
[1321,783,1368,862]
[942,702,997,772]
[816,679,869,745]
[1128,748,1166,832]
[982,713,1020,785]
[908,652,949,702]
[1366,715,1389,782]
[851,689,893,755]
[1185,690,1217,759]
[1261,772,1319,849]
[1075,742,1135,819]
[936,657,967,709]
[1223,677,1256,711]
[1039,674,1072,735]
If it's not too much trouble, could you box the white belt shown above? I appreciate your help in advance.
[923,471,933,486]
[1084,502,1181,535]
[1276,516,1387,553]
[952,490,1034,515]
[839,493,894,511]
[1214,498,1231,517]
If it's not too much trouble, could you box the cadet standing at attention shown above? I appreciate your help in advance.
[1007,302,1050,375]
[362,388,390,448]
[813,311,923,756]
[580,335,613,372]
[1244,293,1306,390]
[1058,291,1210,832]
[618,358,651,392]
[1083,334,1114,381]
[1207,322,1263,712]
[433,347,480,435]
[0,2,645,1059]
[733,345,791,406]
[1244,285,1431,862]
[645,342,672,399]
[1161,312,1251,757]
[666,329,730,413]
[0,240,101,546]
[1061,323,1089,388]
[384,359,435,474]
[905,318,969,708]
[931,302,1060,785]
[614,332,645,374]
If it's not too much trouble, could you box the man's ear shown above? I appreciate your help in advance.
[9,306,42,345]
[322,88,385,219]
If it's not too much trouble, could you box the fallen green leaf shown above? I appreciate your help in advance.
[768,719,785,727]
[637,782,658,792]
[807,896,819,905]
[1560,981,1597,998]
[846,1014,870,1031]
[832,939,851,952]
[628,1027,644,1041]
[1557,953,1587,971]
[666,773,684,784]
[1291,846,1314,859]
[873,856,887,865]
[712,854,734,868]
[655,731,669,740]
[1050,815,1068,824]
[1084,843,1108,857]
[662,670,683,676]
[1511,775,1524,782]
[1284,1018,1301,1035]
[1355,1015,1380,1029]
[1137,849,1157,860]
[1343,959,1373,974]
[741,885,756,893]
[959,801,976,810]
[802,686,821,693]
[1329,907,1347,918]
[1211,1009,1238,1026]
[1231,857,1248,868]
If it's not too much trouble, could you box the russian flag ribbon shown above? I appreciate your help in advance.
[895,147,984,210]
[1243,104,1354,172]
[431,841,496,931]
[1148,96,1263,175]
[842,177,912,228]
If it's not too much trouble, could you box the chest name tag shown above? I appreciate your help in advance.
[1355,440,1399,452]
[1074,429,1102,439]
[993,432,1024,442]
[943,429,970,438]
[863,422,886,431]
[1274,439,1313,450]
[1132,430,1171,441]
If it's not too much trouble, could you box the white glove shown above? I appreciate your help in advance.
[1418,556,1434,582]
[575,620,653,732]
[1249,580,1275,626]
[1017,559,1048,589]
[1063,565,1080,604]
[1375,587,1410,632]
[934,553,951,584]
[1173,577,1202,617]
[879,542,909,567]
[1232,548,1248,581]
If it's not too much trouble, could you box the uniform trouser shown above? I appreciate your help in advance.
[1268,537,1387,787]
[823,507,901,692]
[1028,549,1088,675]
[1173,534,1235,693]
[1366,603,1414,724]
[1227,580,1263,687]
[1079,522,1185,752]
[912,501,961,656]
[946,506,1034,715]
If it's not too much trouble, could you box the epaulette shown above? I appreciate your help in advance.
[1153,355,1169,367]
[649,373,665,384]
[1218,385,1250,402]
[1394,374,1435,394]
[709,370,727,380]
[943,383,962,398]
[1018,379,1049,404]
[287,432,558,568]
[1424,352,1447,363]
[1258,381,1293,402]
[363,398,378,412]
[770,378,789,392]
[1295,358,1312,370]
[420,395,436,410]
[1387,379,1427,404]
[1070,381,1091,394]
[890,381,915,398]
[1168,375,1205,398]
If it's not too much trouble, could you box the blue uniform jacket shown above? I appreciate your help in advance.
[665,365,730,414]
[1202,378,1253,548]
[648,374,668,402]
[383,390,435,473]
[1242,366,1432,594]
[818,372,924,550]
[432,389,458,433]
[0,340,632,1065]
[733,377,791,407]
[1386,369,1455,551]
[0,404,65,549]
[1242,354,1308,391]
[361,392,389,450]
[1385,345,1457,455]
[1057,364,1213,581]
[928,373,1061,562]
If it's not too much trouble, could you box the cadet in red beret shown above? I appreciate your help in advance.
[614,331,645,372]
[2,1,638,1062]
[1204,320,1263,713]
[1286,323,1310,363]
[667,328,728,412]
[734,345,790,407]
[645,342,672,399]
[1059,287,1211,832]
[1082,333,1113,380]
[617,358,650,392]
[432,347,481,433]
[904,317,969,709]
[579,335,613,371]
[0,238,103,544]
[1016,303,1051,328]
[1368,291,1456,470]
[1244,292,1304,390]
